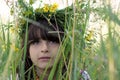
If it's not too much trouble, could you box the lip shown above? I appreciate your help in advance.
[38,57,51,61]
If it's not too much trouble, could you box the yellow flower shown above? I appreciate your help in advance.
[85,30,94,41]
[10,25,19,34]
[11,44,19,52]
[10,27,15,33]
[43,4,49,12]
[15,47,19,52]
[50,3,58,12]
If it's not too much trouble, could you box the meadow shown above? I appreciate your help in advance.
[0,0,120,80]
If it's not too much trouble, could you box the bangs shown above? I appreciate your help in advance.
[28,23,64,43]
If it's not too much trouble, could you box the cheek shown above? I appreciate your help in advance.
[51,45,60,56]
[29,47,33,56]
[29,46,38,62]
[29,46,38,55]
[50,45,60,66]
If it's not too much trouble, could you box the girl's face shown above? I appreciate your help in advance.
[29,39,60,69]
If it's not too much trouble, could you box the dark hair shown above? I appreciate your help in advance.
[21,18,64,79]
[28,19,64,43]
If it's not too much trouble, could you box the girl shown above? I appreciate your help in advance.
[16,4,70,78]
[17,1,91,80]
[20,13,91,80]
[20,17,65,80]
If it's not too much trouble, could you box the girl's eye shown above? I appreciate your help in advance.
[30,40,40,45]
[33,41,39,44]
[48,41,58,45]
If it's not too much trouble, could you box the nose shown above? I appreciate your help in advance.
[41,41,48,53]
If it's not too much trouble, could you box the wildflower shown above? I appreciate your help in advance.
[14,47,19,52]
[43,4,49,12]
[50,3,58,12]
[11,44,19,52]
[85,30,94,41]
[10,27,15,33]
[10,25,19,34]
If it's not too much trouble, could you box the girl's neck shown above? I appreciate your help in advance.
[35,67,56,80]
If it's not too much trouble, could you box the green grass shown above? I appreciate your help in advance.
[0,0,120,80]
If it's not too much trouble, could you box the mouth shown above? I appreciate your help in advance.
[38,57,51,61]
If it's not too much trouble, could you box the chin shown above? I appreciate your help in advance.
[38,64,53,69]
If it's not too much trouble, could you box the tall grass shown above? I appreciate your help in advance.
[0,0,120,80]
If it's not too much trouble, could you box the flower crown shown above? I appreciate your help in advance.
[13,0,73,37]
